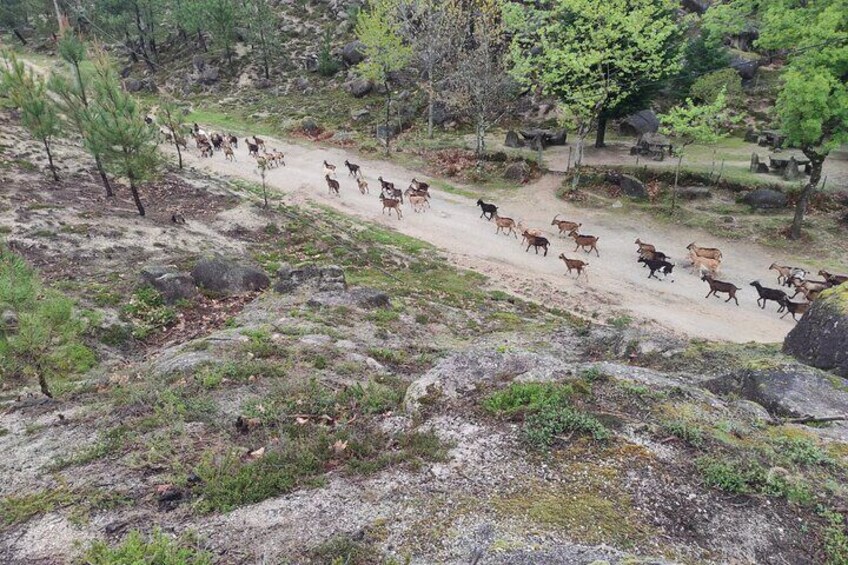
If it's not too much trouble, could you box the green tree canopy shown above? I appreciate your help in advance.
[505,0,685,181]
[86,50,159,216]
[712,0,848,239]
[356,0,413,155]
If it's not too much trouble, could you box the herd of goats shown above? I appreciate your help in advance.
[177,124,847,323]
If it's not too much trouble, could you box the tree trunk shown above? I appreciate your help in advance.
[384,82,391,157]
[43,139,58,181]
[39,373,53,398]
[427,69,434,139]
[594,115,607,148]
[174,138,183,170]
[790,152,825,240]
[128,176,146,216]
[94,154,114,197]
[571,125,589,189]
[13,29,27,45]
[671,153,684,212]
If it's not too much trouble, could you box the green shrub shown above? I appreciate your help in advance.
[483,382,573,417]
[81,529,212,565]
[524,406,610,447]
[773,437,833,466]
[697,457,754,494]
[662,420,704,447]
[318,29,341,77]
[690,68,744,106]
[0,247,95,396]
[821,508,848,565]
[195,446,327,513]
[122,287,176,340]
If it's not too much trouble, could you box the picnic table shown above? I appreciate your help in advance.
[630,133,673,161]
[519,129,567,148]
[769,155,811,179]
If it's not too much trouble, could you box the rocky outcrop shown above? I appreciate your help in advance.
[784,284,848,377]
[503,161,530,183]
[307,288,390,310]
[704,362,848,418]
[742,188,787,209]
[191,255,270,295]
[139,265,198,304]
[274,264,347,294]
[405,349,573,412]
[345,78,372,98]
[341,41,366,65]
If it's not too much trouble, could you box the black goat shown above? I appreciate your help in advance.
[523,233,549,256]
[749,281,786,310]
[344,160,361,178]
[477,199,498,220]
[638,257,674,280]
[702,274,740,305]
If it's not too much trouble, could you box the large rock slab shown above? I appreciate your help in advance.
[784,284,848,377]
[192,254,270,295]
[307,288,390,310]
[741,188,787,209]
[341,41,366,65]
[619,174,648,199]
[703,363,848,418]
[274,264,346,294]
[405,349,573,412]
[139,265,198,304]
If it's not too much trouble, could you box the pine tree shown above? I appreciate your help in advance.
[86,50,159,216]
[1,54,62,181]
[53,33,114,196]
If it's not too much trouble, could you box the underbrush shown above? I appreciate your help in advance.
[194,376,448,513]
[0,246,96,396]
[484,380,610,448]
[81,529,212,565]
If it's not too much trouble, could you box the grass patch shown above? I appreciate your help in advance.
[122,286,178,340]
[0,487,76,527]
[524,406,611,447]
[81,529,212,565]
[483,382,574,417]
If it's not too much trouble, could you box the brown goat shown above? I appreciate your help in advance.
[635,238,655,255]
[769,263,794,285]
[779,297,810,321]
[702,274,740,305]
[357,178,369,195]
[687,242,722,261]
[568,230,600,257]
[551,215,581,236]
[494,214,518,238]
[380,195,403,219]
[558,254,588,280]
[819,270,848,286]
[409,194,430,213]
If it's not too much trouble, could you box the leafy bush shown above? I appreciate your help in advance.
[690,68,744,106]
[483,382,573,417]
[122,287,176,339]
[195,446,327,513]
[318,29,341,77]
[81,529,212,565]
[524,406,611,447]
[697,457,812,503]
[0,247,95,396]
[662,420,704,447]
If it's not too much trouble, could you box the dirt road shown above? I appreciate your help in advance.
[179,135,799,343]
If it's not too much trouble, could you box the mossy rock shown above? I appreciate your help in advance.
[783,283,848,377]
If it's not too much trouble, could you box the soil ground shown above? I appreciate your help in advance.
[176,133,821,343]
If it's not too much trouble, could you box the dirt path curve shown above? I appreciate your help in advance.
[178,135,796,343]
